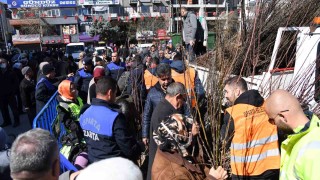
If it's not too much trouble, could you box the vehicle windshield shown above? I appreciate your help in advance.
[96,49,105,56]
[66,45,84,54]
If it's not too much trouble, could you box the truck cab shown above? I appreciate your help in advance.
[65,42,85,62]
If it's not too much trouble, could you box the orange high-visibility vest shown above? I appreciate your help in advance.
[144,69,158,90]
[171,68,196,108]
[226,104,280,176]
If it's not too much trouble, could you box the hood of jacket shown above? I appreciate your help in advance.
[234,90,264,107]
[170,60,185,73]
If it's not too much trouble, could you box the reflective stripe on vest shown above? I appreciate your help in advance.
[171,68,196,107]
[231,134,278,150]
[144,69,158,90]
[226,104,280,176]
[59,97,83,121]
[297,141,320,159]
[231,148,280,163]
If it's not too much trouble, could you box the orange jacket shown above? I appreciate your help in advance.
[171,68,196,108]
[226,104,280,176]
[144,69,158,90]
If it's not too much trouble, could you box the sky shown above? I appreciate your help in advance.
[0,0,7,4]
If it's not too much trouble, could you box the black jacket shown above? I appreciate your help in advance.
[0,68,19,97]
[80,98,143,164]
[147,98,184,180]
[35,77,58,113]
[74,68,93,104]
[142,82,191,138]
[20,78,36,108]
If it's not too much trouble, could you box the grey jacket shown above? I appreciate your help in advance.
[183,11,198,44]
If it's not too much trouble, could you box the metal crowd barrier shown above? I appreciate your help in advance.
[33,91,78,173]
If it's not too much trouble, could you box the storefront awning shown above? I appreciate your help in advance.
[79,33,100,42]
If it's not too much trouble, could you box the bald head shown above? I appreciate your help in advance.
[265,90,302,115]
[265,90,308,131]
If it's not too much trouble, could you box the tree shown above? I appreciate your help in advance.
[89,19,127,44]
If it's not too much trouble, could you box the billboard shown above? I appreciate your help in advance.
[78,0,119,5]
[8,0,77,8]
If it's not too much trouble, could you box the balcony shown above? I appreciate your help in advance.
[172,0,226,8]
[12,34,40,45]
[9,19,40,26]
[130,0,138,4]
[129,12,161,19]
[42,35,64,44]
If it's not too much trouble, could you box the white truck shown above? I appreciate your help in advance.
[65,42,85,61]
[244,25,320,110]
[191,21,320,111]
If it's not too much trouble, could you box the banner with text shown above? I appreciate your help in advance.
[8,0,77,8]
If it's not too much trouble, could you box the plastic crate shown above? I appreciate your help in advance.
[33,91,78,173]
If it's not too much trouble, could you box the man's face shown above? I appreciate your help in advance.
[150,62,157,69]
[70,83,77,98]
[84,64,92,71]
[96,61,105,67]
[176,93,187,109]
[0,59,7,69]
[27,69,34,78]
[159,51,164,58]
[48,71,56,79]
[158,75,172,90]
[151,46,155,52]
[107,88,117,104]
[111,53,119,63]
[181,9,187,17]
[266,109,293,134]
[224,84,237,105]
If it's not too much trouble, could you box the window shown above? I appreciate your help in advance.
[46,9,60,17]
[43,25,61,36]
[141,5,150,13]
[61,9,76,16]
[63,25,77,35]
[83,8,92,15]
[274,31,297,70]
[315,42,320,102]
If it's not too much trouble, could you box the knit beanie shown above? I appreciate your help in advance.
[21,66,31,76]
[76,157,143,180]
[58,80,74,100]
[93,66,105,78]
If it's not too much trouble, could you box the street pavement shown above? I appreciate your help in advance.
[0,110,32,144]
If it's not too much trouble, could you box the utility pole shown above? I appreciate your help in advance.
[0,4,9,54]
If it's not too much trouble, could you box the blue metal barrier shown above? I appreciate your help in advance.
[33,91,78,173]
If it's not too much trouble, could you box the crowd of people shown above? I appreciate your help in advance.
[1,7,320,180]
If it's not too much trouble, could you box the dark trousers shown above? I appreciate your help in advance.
[0,96,20,125]
[26,106,36,127]
[186,43,195,62]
